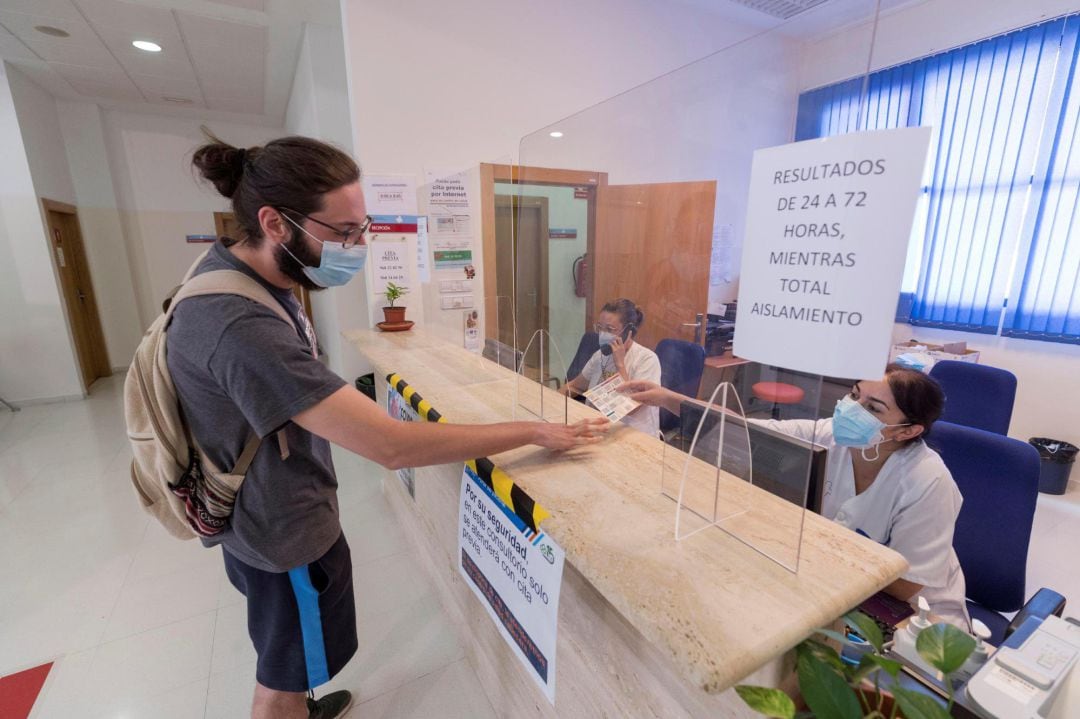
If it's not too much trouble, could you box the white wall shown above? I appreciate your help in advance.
[342,0,799,349]
[8,67,76,207]
[57,100,143,369]
[285,21,370,381]
[343,0,774,175]
[0,62,83,402]
[100,110,282,328]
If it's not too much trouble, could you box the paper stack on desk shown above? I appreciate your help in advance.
[583,375,639,423]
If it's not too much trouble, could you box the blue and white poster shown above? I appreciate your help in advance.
[457,466,564,704]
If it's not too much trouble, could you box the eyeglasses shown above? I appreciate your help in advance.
[279,207,372,248]
[594,323,621,334]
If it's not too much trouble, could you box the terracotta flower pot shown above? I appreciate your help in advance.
[383,306,407,324]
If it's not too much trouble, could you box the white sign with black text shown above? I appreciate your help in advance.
[370,237,413,297]
[458,466,564,704]
[734,127,932,379]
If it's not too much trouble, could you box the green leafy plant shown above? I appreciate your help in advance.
[736,612,976,719]
[383,282,409,307]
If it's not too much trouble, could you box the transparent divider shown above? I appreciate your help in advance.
[666,382,752,540]
[496,0,896,572]
[514,329,570,424]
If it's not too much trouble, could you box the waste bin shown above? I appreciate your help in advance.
[355,373,377,402]
[1029,437,1078,495]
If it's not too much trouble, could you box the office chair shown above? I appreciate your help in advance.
[655,339,706,433]
[563,332,600,403]
[931,421,1065,645]
[567,331,600,382]
[929,360,1017,435]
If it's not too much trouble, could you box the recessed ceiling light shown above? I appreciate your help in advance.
[549,131,564,138]
[35,25,70,38]
[132,40,162,52]
[162,96,193,104]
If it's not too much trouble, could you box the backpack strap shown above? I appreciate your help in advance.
[168,270,299,333]
[232,432,263,475]
[169,269,299,466]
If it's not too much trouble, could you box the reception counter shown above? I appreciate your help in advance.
[345,328,908,716]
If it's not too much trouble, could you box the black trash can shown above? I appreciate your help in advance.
[355,373,377,402]
[1029,437,1078,495]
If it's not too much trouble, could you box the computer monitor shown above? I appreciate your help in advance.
[678,400,829,514]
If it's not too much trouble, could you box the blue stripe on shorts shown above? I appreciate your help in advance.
[287,565,330,688]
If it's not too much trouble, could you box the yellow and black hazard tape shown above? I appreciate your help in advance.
[388,373,445,423]
[386,373,551,532]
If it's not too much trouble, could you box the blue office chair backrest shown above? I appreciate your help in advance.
[929,360,1017,435]
[567,332,600,382]
[930,421,1040,613]
[656,339,706,432]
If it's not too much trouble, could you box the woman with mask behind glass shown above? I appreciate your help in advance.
[561,298,662,437]
[620,364,969,630]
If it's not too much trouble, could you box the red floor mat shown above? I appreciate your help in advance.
[0,662,53,719]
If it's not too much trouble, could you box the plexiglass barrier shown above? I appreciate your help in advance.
[487,0,930,571]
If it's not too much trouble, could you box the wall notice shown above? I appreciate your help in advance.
[733,127,931,378]
[371,238,411,293]
[458,465,564,704]
[363,174,418,216]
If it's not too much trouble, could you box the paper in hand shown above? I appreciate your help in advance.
[583,375,640,423]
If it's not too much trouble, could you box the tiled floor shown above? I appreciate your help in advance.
[0,376,496,718]
[2,376,1079,718]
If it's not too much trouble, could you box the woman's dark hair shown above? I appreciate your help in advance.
[884,363,945,443]
[601,298,644,335]
[191,129,359,246]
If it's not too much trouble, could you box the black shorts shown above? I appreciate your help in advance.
[223,533,358,692]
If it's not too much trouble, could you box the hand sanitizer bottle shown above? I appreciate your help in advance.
[892,597,937,676]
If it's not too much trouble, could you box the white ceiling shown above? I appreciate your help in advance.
[0,0,340,125]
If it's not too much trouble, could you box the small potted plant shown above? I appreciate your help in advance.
[382,282,410,325]
[736,611,975,719]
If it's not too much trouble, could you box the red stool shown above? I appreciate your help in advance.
[752,381,805,419]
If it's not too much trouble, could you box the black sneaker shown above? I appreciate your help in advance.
[307,690,353,718]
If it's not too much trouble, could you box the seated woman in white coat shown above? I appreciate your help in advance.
[561,298,662,438]
[620,364,970,630]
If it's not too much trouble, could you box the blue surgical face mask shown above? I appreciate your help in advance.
[832,396,910,457]
[280,215,367,288]
[832,395,887,448]
[598,331,616,347]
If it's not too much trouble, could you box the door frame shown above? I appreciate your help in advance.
[479,164,608,340]
[42,198,111,389]
[494,193,550,371]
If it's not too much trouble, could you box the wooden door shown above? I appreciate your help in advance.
[215,211,315,326]
[494,195,549,365]
[43,200,110,388]
[593,181,716,350]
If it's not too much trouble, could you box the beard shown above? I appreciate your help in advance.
[275,227,325,292]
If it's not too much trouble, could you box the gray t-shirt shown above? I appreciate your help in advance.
[166,241,347,572]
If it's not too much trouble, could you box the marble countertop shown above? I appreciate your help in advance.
[345,328,908,694]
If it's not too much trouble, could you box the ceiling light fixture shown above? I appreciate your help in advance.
[132,40,162,52]
[34,25,70,38]
[162,96,193,104]
[549,131,564,138]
